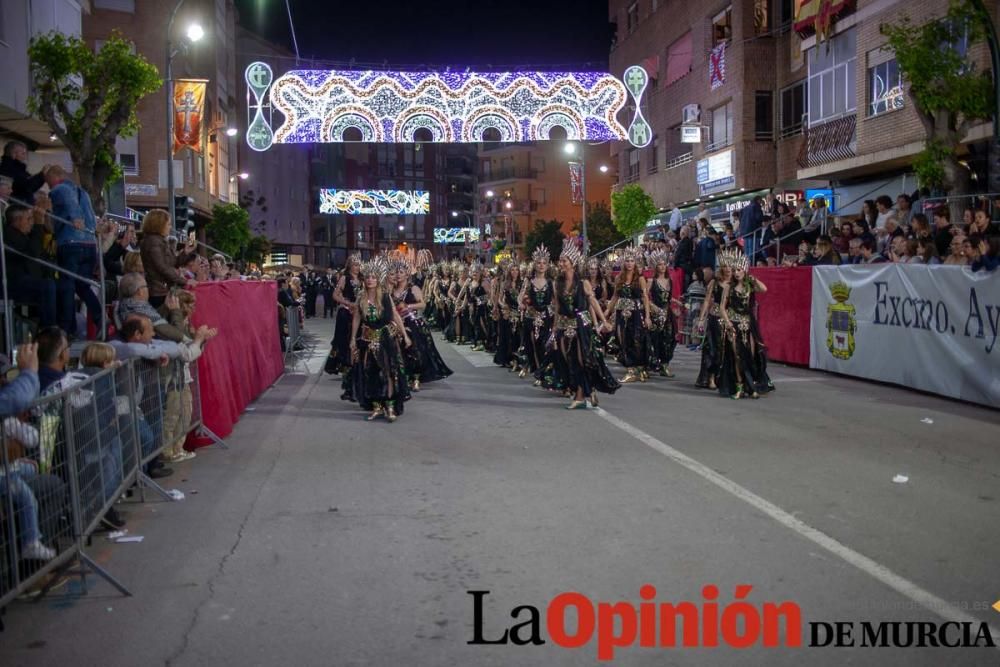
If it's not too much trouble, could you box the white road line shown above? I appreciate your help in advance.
[592,406,1000,639]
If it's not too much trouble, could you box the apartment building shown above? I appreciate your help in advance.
[83,0,240,224]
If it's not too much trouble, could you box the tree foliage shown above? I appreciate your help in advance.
[244,235,273,267]
[881,0,994,195]
[611,185,657,238]
[524,219,566,262]
[28,31,161,208]
[585,201,624,253]
[206,203,252,258]
[239,189,270,235]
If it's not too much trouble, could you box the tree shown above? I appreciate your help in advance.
[585,201,624,253]
[245,235,273,268]
[611,184,657,238]
[524,219,566,262]
[239,189,270,235]
[206,203,251,258]
[881,0,993,211]
[28,31,161,209]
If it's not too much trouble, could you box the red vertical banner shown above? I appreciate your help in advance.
[569,161,583,204]
[173,79,207,154]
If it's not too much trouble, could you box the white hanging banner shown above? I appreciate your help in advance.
[809,265,1000,408]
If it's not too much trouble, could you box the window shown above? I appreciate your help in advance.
[115,134,138,176]
[530,154,545,172]
[665,32,693,86]
[780,0,794,26]
[627,148,640,182]
[534,187,546,205]
[806,27,857,126]
[94,0,135,12]
[627,2,639,33]
[118,153,138,175]
[755,91,774,140]
[709,102,733,149]
[780,81,806,136]
[665,124,690,165]
[754,0,769,35]
[648,135,659,174]
[868,59,903,116]
[713,7,732,45]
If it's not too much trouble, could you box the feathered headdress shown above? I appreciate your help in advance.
[531,245,551,263]
[717,247,748,272]
[388,257,410,277]
[346,252,362,268]
[416,249,433,269]
[559,238,583,267]
[646,249,668,267]
[620,245,643,265]
[360,254,390,283]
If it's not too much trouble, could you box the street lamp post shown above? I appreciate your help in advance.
[165,0,202,227]
[565,142,589,255]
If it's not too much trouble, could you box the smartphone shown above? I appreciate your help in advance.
[188,231,196,244]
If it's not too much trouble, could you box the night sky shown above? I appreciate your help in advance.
[234,0,614,70]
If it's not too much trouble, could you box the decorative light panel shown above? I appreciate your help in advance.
[434,228,481,244]
[245,62,632,149]
[319,189,430,215]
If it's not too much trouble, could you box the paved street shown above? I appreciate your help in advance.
[1,317,998,666]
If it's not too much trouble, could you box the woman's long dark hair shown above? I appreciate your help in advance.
[615,263,641,289]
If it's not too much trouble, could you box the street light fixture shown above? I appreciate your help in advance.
[485,189,494,198]
[564,143,577,155]
[225,127,238,137]
[239,172,249,180]
[451,211,459,218]
[186,23,205,42]
[599,165,609,173]
[564,141,588,254]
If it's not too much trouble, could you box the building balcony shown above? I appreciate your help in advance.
[479,167,539,183]
[797,115,857,169]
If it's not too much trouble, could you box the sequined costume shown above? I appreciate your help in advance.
[493,278,523,368]
[717,280,774,398]
[551,277,620,398]
[695,279,725,388]
[327,272,362,374]
[345,292,412,414]
[612,277,649,370]
[646,277,677,374]
[392,286,453,385]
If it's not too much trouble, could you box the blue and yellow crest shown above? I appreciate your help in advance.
[826,281,856,360]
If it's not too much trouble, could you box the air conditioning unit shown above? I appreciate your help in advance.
[682,104,701,123]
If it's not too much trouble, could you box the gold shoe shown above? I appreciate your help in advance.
[589,393,599,407]
[639,369,649,382]
[412,378,421,392]
[566,400,588,410]
[662,367,674,378]
[386,404,398,422]
[621,369,638,383]
[366,403,384,421]
[518,369,528,379]
[533,379,542,387]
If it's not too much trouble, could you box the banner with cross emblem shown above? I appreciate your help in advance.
[173,79,208,154]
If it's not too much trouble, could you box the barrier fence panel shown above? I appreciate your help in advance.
[1,391,77,610]
[186,357,204,435]
[133,360,166,467]
[286,305,301,352]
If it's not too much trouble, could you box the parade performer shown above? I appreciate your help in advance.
[694,263,731,390]
[553,241,620,409]
[446,261,467,344]
[716,249,774,399]
[520,247,555,385]
[465,262,491,352]
[435,263,454,336]
[492,261,524,370]
[646,250,681,378]
[345,255,412,422]
[389,259,452,391]
[605,247,650,383]
[325,254,362,375]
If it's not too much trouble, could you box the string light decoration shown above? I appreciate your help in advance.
[245,62,631,149]
[433,227,482,244]
[319,189,430,215]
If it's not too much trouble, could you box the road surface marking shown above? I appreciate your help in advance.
[592,405,1000,640]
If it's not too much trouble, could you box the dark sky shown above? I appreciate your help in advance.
[234,0,614,70]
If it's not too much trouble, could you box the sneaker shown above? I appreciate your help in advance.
[149,466,174,480]
[174,451,196,462]
[102,507,126,530]
[20,540,56,561]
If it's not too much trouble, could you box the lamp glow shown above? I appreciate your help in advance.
[504,201,513,210]
[239,172,249,180]
[451,211,459,218]
[599,164,609,173]
[398,224,405,231]
[485,190,494,198]
[564,143,577,154]
[225,127,238,137]
[186,23,204,42]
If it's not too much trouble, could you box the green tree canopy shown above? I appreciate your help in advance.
[585,201,624,254]
[881,0,994,198]
[28,31,161,208]
[245,234,273,267]
[611,185,657,238]
[524,219,566,263]
[207,203,252,258]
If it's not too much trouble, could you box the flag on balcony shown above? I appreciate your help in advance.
[173,79,207,154]
[642,55,660,79]
[709,43,726,90]
[569,162,584,204]
[794,0,853,43]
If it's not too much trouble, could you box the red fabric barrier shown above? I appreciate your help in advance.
[187,281,284,447]
[749,266,812,366]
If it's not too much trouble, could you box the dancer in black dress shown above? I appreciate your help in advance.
[717,249,774,399]
[645,250,681,378]
[553,240,621,409]
[492,261,524,370]
[325,254,362,375]
[520,246,555,386]
[345,255,412,422]
[389,259,452,391]
[465,263,491,352]
[695,265,731,389]
[605,247,651,383]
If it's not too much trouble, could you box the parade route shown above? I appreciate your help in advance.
[0,318,998,666]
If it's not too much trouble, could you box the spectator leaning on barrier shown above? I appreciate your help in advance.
[967,235,1000,272]
[115,272,187,342]
[3,204,60,330]
[139,209,196,308]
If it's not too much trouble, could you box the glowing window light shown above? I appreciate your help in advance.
[319,189,429,215]
[433,227,481,244]
[245,63,631,150]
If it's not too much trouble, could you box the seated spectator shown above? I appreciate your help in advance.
[0,175,11,201]
[968,235,1000,272]
[846,237,863,264]
[178,252,199,281]
[123,250,144,275]
[806,235,842,265]
[895,193,914,227]
[139,209,194,309]
[932,207,956,257]
[962,208,975,228]
[916,239,941,265]
[875,195,895,229]
[114,272,186,342]
[908,213,932,243]
[889,237,921,264]
[209,254,228,281]
[943,234,969,265]
[859,238,887,264]
[3,205,60,330]
[833,221,853,255]
[969,208,999,239]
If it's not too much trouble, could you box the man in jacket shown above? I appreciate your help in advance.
[0,141,48,204]
[4,205,59,329]
[46,166,104,339]
[739,196,764,264]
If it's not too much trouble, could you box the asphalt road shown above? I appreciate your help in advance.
[1,317,998,666]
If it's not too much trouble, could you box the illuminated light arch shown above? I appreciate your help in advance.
[395,108,454,142]
[533,105,585,140]
[462,106,522,142]
[317,105,384,143]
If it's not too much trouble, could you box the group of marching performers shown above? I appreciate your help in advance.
[323,241,774,421]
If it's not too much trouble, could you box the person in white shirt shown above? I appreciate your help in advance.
[668,202,682,232]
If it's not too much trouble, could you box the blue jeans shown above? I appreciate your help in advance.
[0,472,41,546]
[744,236,758,265]
[57,243,103,337]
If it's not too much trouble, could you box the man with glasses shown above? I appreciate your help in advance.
[114,273,186,342]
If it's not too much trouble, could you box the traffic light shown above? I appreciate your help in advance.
[174,195,194,229]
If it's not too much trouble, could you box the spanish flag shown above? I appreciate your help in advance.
[173,79,207,154]
[795,0,853,42]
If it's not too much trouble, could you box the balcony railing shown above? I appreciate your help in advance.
[664,152,693,170]
[704,137,733,154]
[479,167,539,182]
[797,115,857,169]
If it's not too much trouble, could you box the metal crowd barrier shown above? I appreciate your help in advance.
[679,294,705,346]
[0,353,215,614]
[285,305,302,353]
